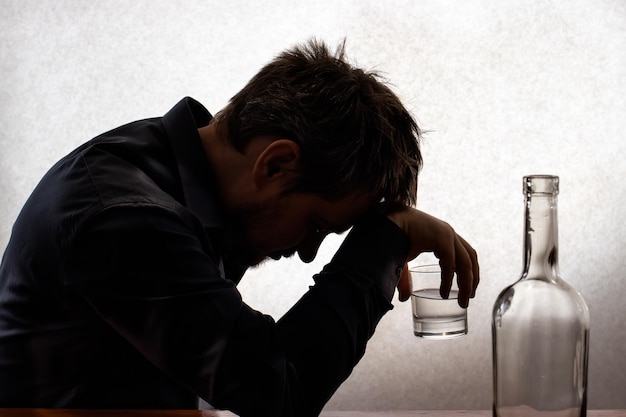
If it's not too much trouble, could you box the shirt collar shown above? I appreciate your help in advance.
[162,97,224,229]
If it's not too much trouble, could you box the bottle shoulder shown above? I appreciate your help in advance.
[493,277,590,323]
[498,275,584,297]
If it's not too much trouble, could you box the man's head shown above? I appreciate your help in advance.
[213,38,423,208]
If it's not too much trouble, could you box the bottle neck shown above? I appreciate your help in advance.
[522,178,560,281]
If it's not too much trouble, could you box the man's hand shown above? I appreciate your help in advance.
[387,207,479,308]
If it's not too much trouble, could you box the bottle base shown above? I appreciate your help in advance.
[493,405,585,417]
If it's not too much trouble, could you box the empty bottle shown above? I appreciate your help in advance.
[492,175,590,417]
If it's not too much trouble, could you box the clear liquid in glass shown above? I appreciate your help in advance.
[412,288,467,339]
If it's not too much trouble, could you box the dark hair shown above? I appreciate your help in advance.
[214,38,422,206]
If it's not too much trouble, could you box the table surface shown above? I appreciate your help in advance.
[0,410,624,417]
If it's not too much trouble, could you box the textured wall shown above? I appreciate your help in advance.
[1,0,625,411]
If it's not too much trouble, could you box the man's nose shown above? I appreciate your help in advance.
[297,231,328,263]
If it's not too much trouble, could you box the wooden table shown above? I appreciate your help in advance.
[0,410,623,417]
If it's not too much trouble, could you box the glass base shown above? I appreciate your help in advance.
[413,316,467,339]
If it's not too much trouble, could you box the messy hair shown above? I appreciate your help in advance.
[214,38,422,206]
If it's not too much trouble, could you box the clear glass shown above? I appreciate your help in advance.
[492,175,590,417]
[411,264,467,339]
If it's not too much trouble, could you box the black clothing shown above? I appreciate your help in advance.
[0,98,408,416]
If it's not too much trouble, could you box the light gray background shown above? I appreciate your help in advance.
[1,0,625,411]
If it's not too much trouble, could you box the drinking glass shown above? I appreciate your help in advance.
[411,264,468,339]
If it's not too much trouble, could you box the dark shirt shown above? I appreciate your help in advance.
[0,97,409,416]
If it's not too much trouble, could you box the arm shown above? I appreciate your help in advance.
[65,205,407,416]
[66,204,476,415]
[273,207,480,411]
[275,213,409,414]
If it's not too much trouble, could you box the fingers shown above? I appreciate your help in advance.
[397,263,412,302]
[458,234,480,298]
[450,234,478,308]
[432,224,457,302]
[434,226,479,308]
[454,237,473,308]
[437,249,455,301]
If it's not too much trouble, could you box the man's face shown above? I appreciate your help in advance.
[226,191,374,267]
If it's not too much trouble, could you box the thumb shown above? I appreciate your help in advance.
[397,263,412,302]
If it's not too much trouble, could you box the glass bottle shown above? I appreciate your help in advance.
[492,175,590,417]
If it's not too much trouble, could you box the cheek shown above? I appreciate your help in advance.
[246,199,312,253]
[249,219,307,252]
[271,214,311,250]
[272,224,308,249]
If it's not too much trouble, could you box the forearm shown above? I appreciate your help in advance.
[68,207,408,416]
[276,213,409,414]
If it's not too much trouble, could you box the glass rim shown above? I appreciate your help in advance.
[409,264,441,274]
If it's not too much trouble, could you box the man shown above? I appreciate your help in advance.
[0,39,479,416]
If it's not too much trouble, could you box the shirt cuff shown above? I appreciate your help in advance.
[322,213,410,304]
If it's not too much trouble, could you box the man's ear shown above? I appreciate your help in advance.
[251,139,301,189]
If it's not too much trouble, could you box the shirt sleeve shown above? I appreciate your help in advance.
[275,213,409,413]
[65,205,408,416]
